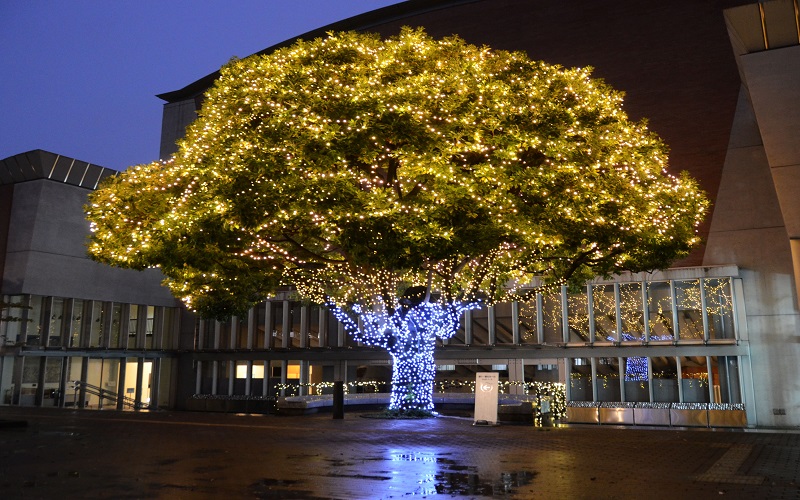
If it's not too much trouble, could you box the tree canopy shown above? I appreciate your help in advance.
[86,28,707,320]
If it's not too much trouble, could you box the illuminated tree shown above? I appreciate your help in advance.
[86,28,707,413]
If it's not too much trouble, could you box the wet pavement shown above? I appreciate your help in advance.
[0,407,799,499]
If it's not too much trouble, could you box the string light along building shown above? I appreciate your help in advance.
[2,0,800,427]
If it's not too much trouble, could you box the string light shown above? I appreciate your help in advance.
[85,28,708,414]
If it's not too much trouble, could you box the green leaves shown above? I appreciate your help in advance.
[86,27,707,318]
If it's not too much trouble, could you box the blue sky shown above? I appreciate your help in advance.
[0,1,400,170]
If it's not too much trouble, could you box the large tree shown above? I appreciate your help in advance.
[86,28,707,412]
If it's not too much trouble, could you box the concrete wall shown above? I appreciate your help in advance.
[704,84,800,427]
[1,179,179,307]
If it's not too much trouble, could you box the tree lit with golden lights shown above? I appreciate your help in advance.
[86,28,707,412]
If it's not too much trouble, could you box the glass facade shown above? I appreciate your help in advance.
[183,276,746,414]
[0,294,179,410]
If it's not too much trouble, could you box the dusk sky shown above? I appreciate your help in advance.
[0,1,400,171]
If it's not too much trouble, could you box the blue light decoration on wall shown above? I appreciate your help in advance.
[331,300,479,412]
[607,333,673,381]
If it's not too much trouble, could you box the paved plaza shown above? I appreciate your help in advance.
[0,407,799,499]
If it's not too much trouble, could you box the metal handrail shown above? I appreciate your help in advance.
[70,380,151,410]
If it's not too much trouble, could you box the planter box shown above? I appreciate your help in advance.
[633,407,671,426]
[670,404,709,427]
[599,406,634,425]
[566,405,599,424]
[708,409,746,427]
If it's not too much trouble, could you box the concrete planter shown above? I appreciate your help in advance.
[566,402,600,424]
[599,402,635,425]
[633,403,671,426]
[670,403,709,427]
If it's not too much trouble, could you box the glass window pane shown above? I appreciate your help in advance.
[470,308,490,345]
[128,305,139,349]
[1,295,27,345]
[48,298,64,347]
[218,319,231,350]
[89,302,104,348]
[652,356,679,402]
[519,300,538,345]
[237,315,249,349]
[705,279,735,340]
[680,356,709,403]
[619,283,644,342]
[675,280,703,341]
[26,296,43,346]
[145,306,155,349]
[541,292,563,344]
[494,303,514,344]
[622,355,649,402]
[110,304,122,348]
[254,302,267,349]
[591,285,616,342]
[646,282,675,341]
[71,299,84,348]
[569,358,592,401]
[596,357,621,402]
[566,289,590,343]
[308,306,321,348]
[712,356,741,404]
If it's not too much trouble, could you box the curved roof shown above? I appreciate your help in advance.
[0,149,115,189]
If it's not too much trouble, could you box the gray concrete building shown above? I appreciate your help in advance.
[3,0,800,428]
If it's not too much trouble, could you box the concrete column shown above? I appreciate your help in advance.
[508,358,525,395]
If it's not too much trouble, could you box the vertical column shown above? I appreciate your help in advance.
[117,360,127,410]
[228,361,235,396]
[337,322,345,348]
[700,279,710,342]
[282,300,290,349]
[137,305,147,350]
[670,280,680,341]
[103,302,114,349]
[561,285,569,342]
[265,302,273,349]
[213,320,221,350]
[195,360,202,394]
[247,308,255,350]
[279,361,287,397]
[300,305,309,348]
[511,301,521,345]
[78,357,89,408]
[487,306,496,345]
[618,356,626,402]
[41,297,52,348]
[647,357,654,402]
[150,359,160,409]
[676,357,685,403]
[464,310,473,345]
[587,285,596,344]
[211,361,219,395]
[62,299,74,349]
[613,283,622,342]
[299,360,309,396]
[507,358,525,395]
[35,357,46,407]
[245,360,252,396]
[590,357,598,402]
[535,293,544,345]
[318,308,328,348]
[641,281,650,343]
[135,358,144,409]
[707,356,715,403]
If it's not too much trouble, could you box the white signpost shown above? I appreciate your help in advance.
[474,372,499,425]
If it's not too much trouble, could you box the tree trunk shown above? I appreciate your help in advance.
[388,337,436,412]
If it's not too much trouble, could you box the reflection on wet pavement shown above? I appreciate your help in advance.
[258,448,535,498]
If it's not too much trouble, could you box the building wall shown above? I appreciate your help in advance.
[1,179,178,307]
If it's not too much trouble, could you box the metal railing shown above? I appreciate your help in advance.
[69,380,152,410]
